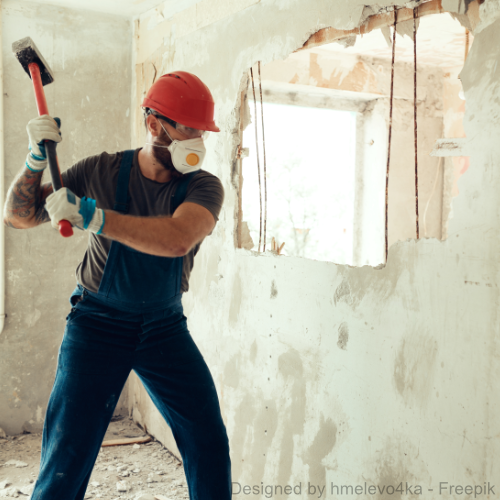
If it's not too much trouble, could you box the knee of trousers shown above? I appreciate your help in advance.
[176,415,230,453]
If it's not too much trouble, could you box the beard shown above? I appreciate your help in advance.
[151,129,181,177]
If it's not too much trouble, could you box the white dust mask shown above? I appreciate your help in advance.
[147,121,206,174]
[167,136,206,174]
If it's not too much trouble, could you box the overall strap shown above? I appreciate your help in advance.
[113,150,135,213]
[171,171,200,214]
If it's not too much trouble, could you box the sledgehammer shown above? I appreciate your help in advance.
[12,37,73,237]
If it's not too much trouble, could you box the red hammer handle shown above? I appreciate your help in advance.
[28,62,73,238]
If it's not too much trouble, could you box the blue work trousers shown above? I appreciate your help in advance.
[32,286,231,500]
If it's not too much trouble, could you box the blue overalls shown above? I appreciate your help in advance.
[32,151,231,500]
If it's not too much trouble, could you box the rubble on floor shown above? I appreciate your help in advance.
[0,417,187,499]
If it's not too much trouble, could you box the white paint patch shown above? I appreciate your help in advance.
[126,108,130,117]
[36,405,43,423]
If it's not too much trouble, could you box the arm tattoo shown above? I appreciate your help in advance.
[34,203,51,224]
[4,167,53,228]
[5,220,19,229]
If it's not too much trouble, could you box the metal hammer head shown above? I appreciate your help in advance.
[12,37,54,85]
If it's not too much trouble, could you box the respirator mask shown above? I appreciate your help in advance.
[146,117,206,175]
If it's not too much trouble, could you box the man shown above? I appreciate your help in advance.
[4,71,231,500]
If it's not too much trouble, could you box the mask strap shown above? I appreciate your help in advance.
[145,117,176,149]
[145,143,169,148]
[158,119,174,142]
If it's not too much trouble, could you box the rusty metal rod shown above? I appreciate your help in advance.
[257,61,268,252]
[250,66,263,252]
[414,7,420,239]
[385,7,398,262]
[465,29,470,62]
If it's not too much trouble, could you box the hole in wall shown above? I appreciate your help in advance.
[236,5,472,267]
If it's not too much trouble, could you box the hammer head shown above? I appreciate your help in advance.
[12,37,54,86]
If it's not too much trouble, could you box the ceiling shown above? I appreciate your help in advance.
[318,12,471,68]
[19,0,197,18]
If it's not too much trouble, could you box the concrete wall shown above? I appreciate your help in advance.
[131,0,500,495]
[0,1,131,434]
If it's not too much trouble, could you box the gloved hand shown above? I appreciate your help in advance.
[45,188,105,234]
[25,115,62,172]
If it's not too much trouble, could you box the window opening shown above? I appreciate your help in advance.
[243,100,357,263]
[237,2,474,267]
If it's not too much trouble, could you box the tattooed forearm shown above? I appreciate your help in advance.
[5,220,19,229]
[4,167,53,229]
[34,205,51,224]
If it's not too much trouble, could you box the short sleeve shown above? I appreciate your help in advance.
[61,155,100,199]
[183,171,225,223]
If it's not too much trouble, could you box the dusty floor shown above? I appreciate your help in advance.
[0,416,187,499]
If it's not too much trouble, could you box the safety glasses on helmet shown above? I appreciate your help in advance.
[147,109,209,139]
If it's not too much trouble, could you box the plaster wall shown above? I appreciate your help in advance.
[441,66,469,239]
[0,1,132,434]
[131,0,500,495]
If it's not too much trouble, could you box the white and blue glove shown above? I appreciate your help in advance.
[26,115,62,172]
[45,188,105,234]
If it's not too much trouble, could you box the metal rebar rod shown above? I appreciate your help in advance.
[385,7,398,262]
[414,7,419,239]
[465,29,470,62]
[250,66,263,252]
[257,61,268,252]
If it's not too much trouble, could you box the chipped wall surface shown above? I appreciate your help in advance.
[131,0,500,493]
[0,1,131,434]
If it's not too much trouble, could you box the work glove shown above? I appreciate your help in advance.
[45,188,105,234]
[25,115,62,172]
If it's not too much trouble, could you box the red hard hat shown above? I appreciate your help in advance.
[142,71,220,132]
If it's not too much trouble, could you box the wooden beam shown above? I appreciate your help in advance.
[301,1,446,51]
[101,436,152,447]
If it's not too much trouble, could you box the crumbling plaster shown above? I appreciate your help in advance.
[0,1,132,434]
[131,0,500,493]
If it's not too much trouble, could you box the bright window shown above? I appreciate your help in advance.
[242,101,357,264]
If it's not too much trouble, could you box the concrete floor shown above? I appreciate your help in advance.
[0,418,187,499]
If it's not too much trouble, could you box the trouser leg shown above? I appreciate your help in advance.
[134,308,231,500]
[32,304,134,500]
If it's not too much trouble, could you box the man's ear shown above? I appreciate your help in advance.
[146,114,160,137]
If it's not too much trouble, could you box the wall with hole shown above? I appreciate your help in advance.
[132,0,499,493]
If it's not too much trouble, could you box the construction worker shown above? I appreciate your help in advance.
[3,71,231,500]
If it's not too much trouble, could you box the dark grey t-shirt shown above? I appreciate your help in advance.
[61,148,224,294]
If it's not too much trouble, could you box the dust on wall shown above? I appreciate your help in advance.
[131,0,499,493]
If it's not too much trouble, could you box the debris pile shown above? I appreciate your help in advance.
[0,418,187,499]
